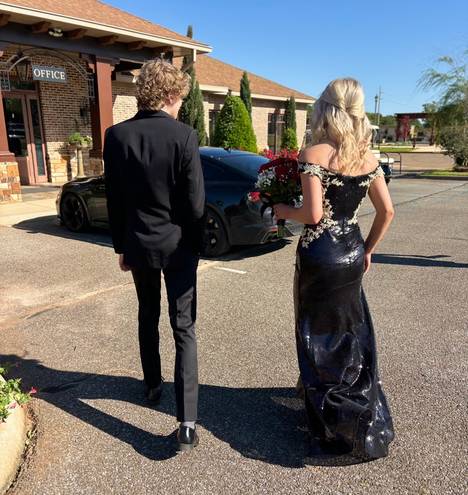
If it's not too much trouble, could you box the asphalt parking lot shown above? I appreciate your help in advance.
[1,177,467,495]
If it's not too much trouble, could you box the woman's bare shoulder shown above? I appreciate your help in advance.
[299,143,334,166]
[364,149,379,170]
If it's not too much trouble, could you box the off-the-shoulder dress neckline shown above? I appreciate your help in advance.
[299,161,381,178]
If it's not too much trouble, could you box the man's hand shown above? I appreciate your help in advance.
[119,254,130,272]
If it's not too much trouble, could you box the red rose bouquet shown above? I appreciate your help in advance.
[254,150,302,237]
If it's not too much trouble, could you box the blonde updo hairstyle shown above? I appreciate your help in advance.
[135,59,191,112]
[310,78,372,174]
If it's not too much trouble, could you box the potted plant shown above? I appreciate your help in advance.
[68,132,92,148]
[0,364,35,423]
[68,133,92,177]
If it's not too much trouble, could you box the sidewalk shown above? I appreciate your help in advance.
[0,186,58,227]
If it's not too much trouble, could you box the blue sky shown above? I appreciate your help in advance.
[110,0,467,115]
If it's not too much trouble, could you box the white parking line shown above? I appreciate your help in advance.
[213,266,247,275]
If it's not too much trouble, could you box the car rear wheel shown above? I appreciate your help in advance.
[203,209,230,257]
[61,193,89,232]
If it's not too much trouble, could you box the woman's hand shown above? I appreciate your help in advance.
[119,254,130,272]
[273,203,290,221]
[364,252,372,274]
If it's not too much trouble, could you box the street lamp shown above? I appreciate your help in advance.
[14,57,30,83]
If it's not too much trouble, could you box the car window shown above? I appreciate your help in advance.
[201,159,241,181]
[216,154,269,180]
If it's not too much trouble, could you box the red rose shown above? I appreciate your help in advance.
[275,164,289,178]
[247,191,261,202]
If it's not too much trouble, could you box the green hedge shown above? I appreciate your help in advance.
[213,96,257,152]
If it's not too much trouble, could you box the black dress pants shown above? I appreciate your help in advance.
[131,249,199,422]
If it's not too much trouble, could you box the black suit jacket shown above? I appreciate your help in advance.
[103,110,205,269]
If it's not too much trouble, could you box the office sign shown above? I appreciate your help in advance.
[32,65,67,83]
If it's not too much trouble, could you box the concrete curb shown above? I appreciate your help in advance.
[393,173,468,181]
[418,175,468,181]
[0,378,29,495]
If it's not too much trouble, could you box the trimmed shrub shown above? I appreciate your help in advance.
[439,125,468,168]
[282,96,298,150]
[281,127,298,151]
[213,96,257,152]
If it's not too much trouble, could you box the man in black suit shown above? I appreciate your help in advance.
[103,59,205,451]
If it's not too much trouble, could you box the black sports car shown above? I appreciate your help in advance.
[56,147,289,257]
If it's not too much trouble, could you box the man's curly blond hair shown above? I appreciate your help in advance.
[135,59,191,112]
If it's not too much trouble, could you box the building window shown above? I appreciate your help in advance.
[267,112,285,153]
[209,110,219,145]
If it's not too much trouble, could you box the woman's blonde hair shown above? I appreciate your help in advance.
[310,78,372,174]
[135,59,191,111]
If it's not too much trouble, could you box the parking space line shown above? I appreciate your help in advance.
[213,266,247,275]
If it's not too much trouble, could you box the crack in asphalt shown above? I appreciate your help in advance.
[0,262,220,330]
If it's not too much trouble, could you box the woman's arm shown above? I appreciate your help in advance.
[273,173,323,224]
[363,175,394,273]
[273,145,328,224]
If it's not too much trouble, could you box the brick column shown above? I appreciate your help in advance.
[89,57,114,162]
[0,87,21,201]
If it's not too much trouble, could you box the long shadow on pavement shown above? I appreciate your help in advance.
[1,355,307,468]
[373,253,468,268]
[12,215,292,263]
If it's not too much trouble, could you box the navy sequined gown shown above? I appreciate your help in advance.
[295,162,394,464]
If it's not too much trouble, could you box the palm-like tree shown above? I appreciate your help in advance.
[419,51,467,167]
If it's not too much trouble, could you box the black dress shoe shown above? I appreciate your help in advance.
[144,379,164,404]
[177,425,199,452]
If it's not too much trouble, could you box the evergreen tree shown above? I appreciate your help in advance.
[179,66,196,125]
[284,96,297,131]
[282,96,298,150]
[213,95,257,152]
[179,25,206,145]
[181,25,193,70]
[194,80,207,146]
[240,71,252,120]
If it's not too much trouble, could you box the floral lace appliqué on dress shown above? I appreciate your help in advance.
[298,162,385,248]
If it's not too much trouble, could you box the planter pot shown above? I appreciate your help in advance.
[0,378,28,494]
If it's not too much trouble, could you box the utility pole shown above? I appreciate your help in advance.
[376,86,382,127]
[374,87,382,146]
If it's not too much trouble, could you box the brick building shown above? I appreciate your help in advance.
[0,0,313,203]
[193,56,314,151]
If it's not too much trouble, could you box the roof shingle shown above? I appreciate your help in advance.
[195,55,314,101]
[2,0,207,46]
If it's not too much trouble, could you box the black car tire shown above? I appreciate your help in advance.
[60,193,89,232]
[203,208,230,257]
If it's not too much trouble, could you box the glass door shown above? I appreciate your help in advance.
[3,96,31,184]
[26,96,47,183]
[2,93,47,184]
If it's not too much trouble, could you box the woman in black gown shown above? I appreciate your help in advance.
[274,78,395,464]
